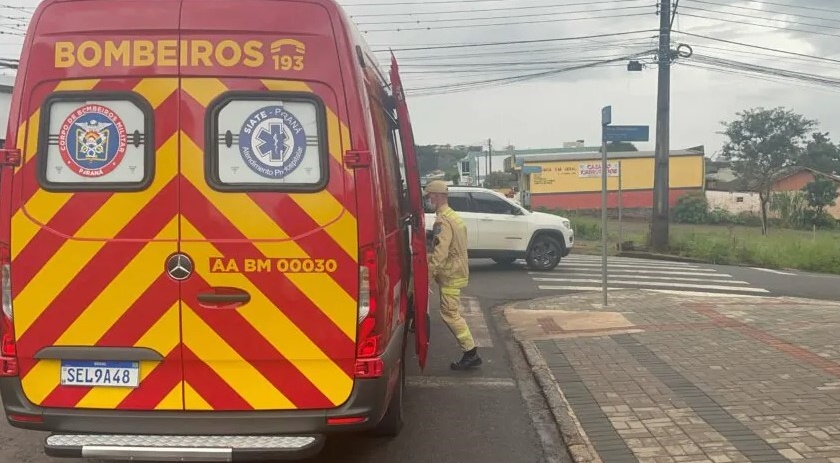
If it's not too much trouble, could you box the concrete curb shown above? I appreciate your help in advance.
[518,340,603,463]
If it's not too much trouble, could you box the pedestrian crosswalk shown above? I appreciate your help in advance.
[529,254,770,297]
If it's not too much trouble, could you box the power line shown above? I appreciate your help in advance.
[680,5,840,32]
[677,61,840,93]
[405,49,654,96]
[361,12,651,32]
[674,30,840,64]
[355,5,652,25]
[385,41,654,61]
[685,54,840,89]
[374,29,659,52]
[732,0,840,15]
[690,43,840,69]
[677,12,840,39]
[685,0,840,23]
[349,0,649,17]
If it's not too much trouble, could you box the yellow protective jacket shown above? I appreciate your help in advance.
[428,205,469,289]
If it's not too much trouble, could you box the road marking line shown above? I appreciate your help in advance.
[750,267,796,275]
[640,290,768,298]
[540,268,727,277]
[559,262,718,272]
[563,256,698,267]
[461,296,493,348]
[539,281,770,292]
[531,273,748,284]
[406,376,516,389]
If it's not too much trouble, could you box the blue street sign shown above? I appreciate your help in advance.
[604,125,650,142]
[601,106,612,126]
[521,165,543,174]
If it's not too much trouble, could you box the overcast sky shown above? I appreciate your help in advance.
[3,0,840,160]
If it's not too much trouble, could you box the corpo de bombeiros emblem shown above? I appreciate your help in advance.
[238,105,307,180]
[58,104,128,178]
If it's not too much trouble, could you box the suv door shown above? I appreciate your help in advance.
[470,191,529,251]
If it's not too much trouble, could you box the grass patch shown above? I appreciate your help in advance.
[566,216,840,274]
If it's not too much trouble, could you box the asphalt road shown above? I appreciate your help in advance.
[468,253,840,303]
[3,254,837,463]
[0,283,568,463]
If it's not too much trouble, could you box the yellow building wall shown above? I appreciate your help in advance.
[528,155,705,195]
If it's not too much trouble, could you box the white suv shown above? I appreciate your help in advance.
[424,186,574,271]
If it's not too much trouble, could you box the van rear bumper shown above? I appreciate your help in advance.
[0,325,405,437]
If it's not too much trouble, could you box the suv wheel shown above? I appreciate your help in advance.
[526,235,563,271]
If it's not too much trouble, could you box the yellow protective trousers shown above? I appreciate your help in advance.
[439,285,476,352]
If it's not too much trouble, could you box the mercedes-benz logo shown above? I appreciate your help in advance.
[165,253,194,281]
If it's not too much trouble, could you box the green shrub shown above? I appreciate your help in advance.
[672,191,709,224]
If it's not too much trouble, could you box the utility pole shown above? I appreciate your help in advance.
[650,0,672,252]
[487,138,492,184]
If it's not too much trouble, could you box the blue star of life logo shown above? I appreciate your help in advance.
[256,122,288,163]
[238,105,308,180]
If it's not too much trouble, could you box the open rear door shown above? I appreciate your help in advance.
[390,54,430,370]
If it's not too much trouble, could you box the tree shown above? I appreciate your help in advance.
[800,132,840,175]
[483,171,516,189]
[720,107,818,235]
[801,177,839,220]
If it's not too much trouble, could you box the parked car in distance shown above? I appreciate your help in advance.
[424,186,574,271]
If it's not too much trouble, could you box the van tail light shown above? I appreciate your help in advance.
[0,243,18,377]
[355,245,384,378]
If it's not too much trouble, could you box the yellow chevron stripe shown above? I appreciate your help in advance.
[156,381,185,410]
[133,78,178,108]
[260,79,351,170]
[74,305,181,409]
[13,80,100,173]
[286,192,357,261]
[13,133,178,337]
[184,382,211,410]
[182,304,296,410]
[180,77,358,263]
[181,78,228,107]
[53,218,178,346]
[19,302,180,407]
[10,191,69,258]
[179,134,356,340]
[11,78,179,258]
[181,219,353,406]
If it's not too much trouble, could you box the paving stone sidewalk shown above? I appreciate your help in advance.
[502,290,840,463]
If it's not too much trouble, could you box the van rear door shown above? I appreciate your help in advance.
[177,0,358,411]
[389,55,430,368]
[10,1,184,411]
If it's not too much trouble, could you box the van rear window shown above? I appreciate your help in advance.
[206,92,328,192]
[37,92,154,191]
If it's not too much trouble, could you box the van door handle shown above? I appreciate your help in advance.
[196,287,251,307]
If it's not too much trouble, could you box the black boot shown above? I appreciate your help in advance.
[450,347,482,370]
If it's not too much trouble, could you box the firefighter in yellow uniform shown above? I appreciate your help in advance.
[423,180,482,370]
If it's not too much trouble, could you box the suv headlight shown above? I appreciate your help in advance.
[560,218,571,229]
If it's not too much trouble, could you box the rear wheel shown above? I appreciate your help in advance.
[526,234,563,271]
[371,338,406,438]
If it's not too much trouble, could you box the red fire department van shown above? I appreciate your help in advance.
[0,0,431,460]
